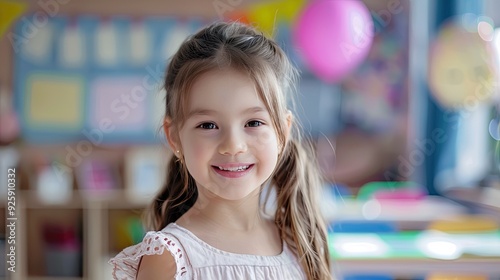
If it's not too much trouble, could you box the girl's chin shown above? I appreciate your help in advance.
[200,186,261,201]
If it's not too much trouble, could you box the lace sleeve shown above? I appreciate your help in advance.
[109,231,190,279]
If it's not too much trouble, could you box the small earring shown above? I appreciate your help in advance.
[174,150,183,163]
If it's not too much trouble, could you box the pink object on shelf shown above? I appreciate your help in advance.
[373,188,426,201]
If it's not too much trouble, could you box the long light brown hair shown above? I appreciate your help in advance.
[146,21,331,280]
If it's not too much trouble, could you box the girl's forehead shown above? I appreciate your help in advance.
[186,69,261,106]
[193,67,253,86]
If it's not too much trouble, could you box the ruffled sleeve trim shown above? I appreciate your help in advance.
[109,230,190,279]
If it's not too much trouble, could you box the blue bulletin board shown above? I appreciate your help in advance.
[14,15,204,144]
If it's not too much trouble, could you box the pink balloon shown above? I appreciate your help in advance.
[293,0,374,83]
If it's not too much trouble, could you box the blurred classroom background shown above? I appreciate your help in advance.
[0,0,499,279]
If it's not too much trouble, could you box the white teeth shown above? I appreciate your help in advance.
[217,165,250,172]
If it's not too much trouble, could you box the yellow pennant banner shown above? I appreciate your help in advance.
[227,0,305,37]
[0,0,27,38]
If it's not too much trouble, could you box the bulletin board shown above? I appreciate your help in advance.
[13,15,204,144]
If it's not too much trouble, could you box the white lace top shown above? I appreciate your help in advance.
[109,223,306,280]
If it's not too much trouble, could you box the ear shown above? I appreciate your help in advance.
[163,117,181,154]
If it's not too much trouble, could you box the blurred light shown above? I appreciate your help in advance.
[477,21,494,41]
[495,29,500,53]
[418,231,462,260]
[495,28,500,75]
[333,234,389,257]
[489,118,500,140]
[477,15,495,27]
[340,242,380,254]
[426,241,459,258]
[461,14,494,37]
[362,199,381,220]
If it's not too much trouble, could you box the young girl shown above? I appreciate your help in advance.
[110,21,331,280]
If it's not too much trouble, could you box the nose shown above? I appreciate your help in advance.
[218,128,248,155]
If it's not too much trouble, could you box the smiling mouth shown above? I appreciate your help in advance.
[211,164,254,178]
[214,165,251,172]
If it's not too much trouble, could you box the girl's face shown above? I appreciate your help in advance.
[175,69,281,201]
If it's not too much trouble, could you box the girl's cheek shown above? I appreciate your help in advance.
[253,129,278,150]
[191,137,214,152]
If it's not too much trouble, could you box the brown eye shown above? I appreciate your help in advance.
[246,120,263,127]
[198,123,218,129]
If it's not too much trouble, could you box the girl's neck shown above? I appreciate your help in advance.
[180,187,266,232]
[175,187,282,256]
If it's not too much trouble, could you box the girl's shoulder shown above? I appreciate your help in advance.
[109,223,191,279]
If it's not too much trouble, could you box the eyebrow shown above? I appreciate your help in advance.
[187,106,267,118]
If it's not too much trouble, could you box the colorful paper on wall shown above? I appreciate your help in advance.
[14,15,202,143]
[20,22,54,64]
[26,73,85,130]
[89,76,148,131]
[59,25,86,68]
[129,22,151,65]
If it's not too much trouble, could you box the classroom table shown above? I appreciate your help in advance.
[329,231,500,277]
[323,195,468,230]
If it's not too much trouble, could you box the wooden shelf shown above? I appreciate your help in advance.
[21,191,84,209]
[19,189,151,209]
[26,208,84,278]
[4,185,152,280]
